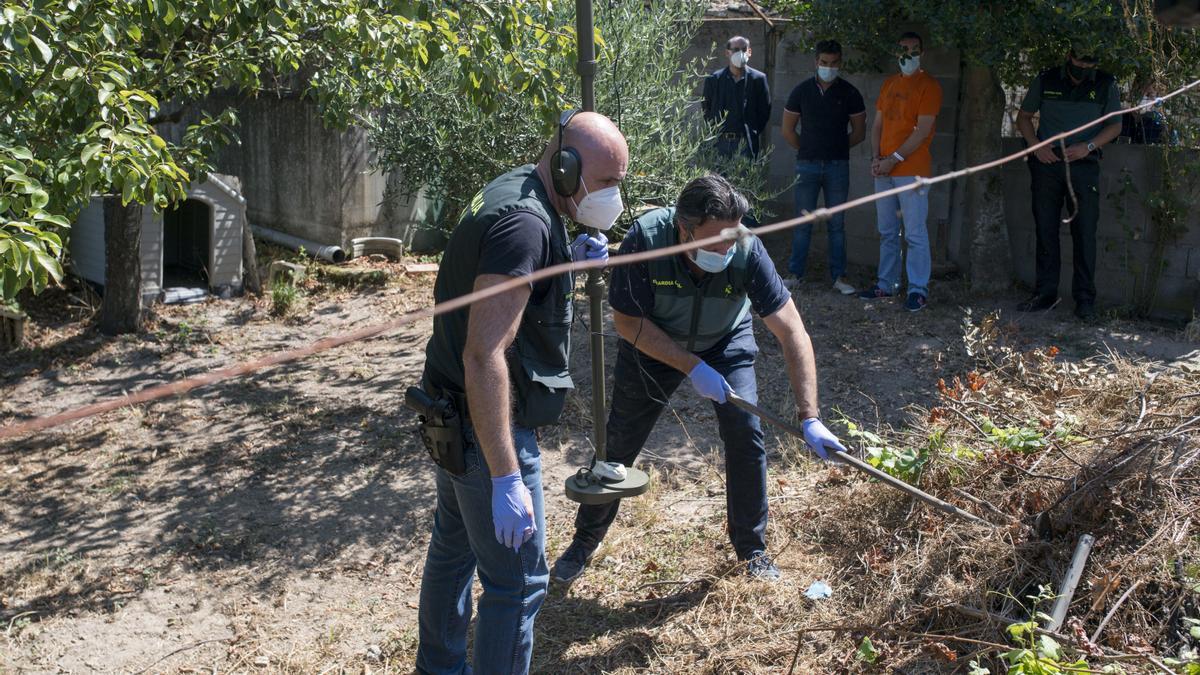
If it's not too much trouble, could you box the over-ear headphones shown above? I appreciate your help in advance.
[551,109,582,197]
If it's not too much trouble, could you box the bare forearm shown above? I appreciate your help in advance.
[781,334,820,420]
[614,312,699,375]
[1017,115,1039,146]
[895,126,931,159]
[1093,121,1122,148]
[848,115,866,148]
[763,300,820,419]
[782,128,800,151]
[871,119,882,156]
[464,351,518,477]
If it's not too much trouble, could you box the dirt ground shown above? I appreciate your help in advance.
[2,245,1198,674]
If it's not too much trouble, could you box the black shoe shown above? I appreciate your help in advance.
[1075,302,1096,321]
[904,292,928,312]
[551,541,598,584]
[745,551,781,581]
[1017,294,1058,312]
[857,285,894,300]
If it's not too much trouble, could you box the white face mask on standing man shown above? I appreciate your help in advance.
[572,177,623,231]
[729,40,750,69]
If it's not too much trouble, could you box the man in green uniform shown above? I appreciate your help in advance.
[1016,49,1122,321]
[551,174,846,584]
[416,111,627,675]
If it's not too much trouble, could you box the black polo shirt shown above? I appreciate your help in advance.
[784,76,866,161]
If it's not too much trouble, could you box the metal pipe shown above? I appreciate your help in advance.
[251,225,346,264]
[1046,533,1096,632]
[576,0,607,460]
[727,394,993,527]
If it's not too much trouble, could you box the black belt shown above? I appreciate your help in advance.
[1050,148,1101,162]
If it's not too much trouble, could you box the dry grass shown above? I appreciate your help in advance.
[491,311,1196,674]
[5,276,1197,673]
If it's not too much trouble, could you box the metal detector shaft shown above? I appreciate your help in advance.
[726,393,992,527]
[576,0,607,462]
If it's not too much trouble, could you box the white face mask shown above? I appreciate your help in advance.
[573,177,623,231]
[817,66,839,83]
[899,54,920,76]
[691,245,735,273]
[730,51,748,68]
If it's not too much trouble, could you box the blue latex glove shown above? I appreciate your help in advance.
[491,471,536,550]
[688,361,732,404]
[571,232,609,263]
[801,418,846,461]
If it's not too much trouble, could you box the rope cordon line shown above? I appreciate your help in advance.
[2,79,1197,442]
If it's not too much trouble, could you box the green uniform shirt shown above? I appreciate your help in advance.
[422,164,574,428]
[1021,65,1121,146]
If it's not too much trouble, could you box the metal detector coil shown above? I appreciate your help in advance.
[564,463,651,505]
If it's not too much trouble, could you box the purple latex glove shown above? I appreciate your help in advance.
[801,418,846,461]
[491,471,536,550]
[571,232,609,263]
[688,361,732,404]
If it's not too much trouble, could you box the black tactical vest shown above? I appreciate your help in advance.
[422,165,573,428]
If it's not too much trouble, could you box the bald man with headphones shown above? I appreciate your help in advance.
[415,111,627,675]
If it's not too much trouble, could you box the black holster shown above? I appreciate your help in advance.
[405,386,466,475]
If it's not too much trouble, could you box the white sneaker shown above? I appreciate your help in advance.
[832,278,856,295]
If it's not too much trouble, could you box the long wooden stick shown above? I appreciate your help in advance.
[727,394,993,527]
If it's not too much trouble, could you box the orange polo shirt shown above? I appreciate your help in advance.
[876,70,943,177]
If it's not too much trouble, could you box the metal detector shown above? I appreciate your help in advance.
[564,0,651,506]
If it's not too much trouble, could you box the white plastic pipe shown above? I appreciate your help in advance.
[252,225,346,263]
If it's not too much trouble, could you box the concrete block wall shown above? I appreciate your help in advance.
[1001,138,1200,318]
[191,94,440,252]
[202,12,1194,318]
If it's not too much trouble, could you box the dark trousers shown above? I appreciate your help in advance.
[714,133,761,228]
[571,320,768,559]
[714,130,760,160]
[1030,159,1100,305]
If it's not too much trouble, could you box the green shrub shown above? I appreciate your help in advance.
[372,0,777,240]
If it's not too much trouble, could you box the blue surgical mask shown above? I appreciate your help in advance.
[691,245,736,273]
[899,54,920,76]
[817,66,838,83]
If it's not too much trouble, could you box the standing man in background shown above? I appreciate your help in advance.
[858,31,942,313]
[1016,48,1122,321]
[781,39,866,295]
[702,35,772,160]
[415,111,626,675]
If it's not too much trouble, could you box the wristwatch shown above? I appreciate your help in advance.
[1086,141,1096,153]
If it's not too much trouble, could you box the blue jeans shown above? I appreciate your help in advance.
[789,160,849,281]
[873,175,931,297]
[570,319,768,559]
[416,422,548,675]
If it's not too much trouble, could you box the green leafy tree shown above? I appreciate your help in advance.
[776,0,1200,293]
[373,0,777,241]
[0,0,574,332]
